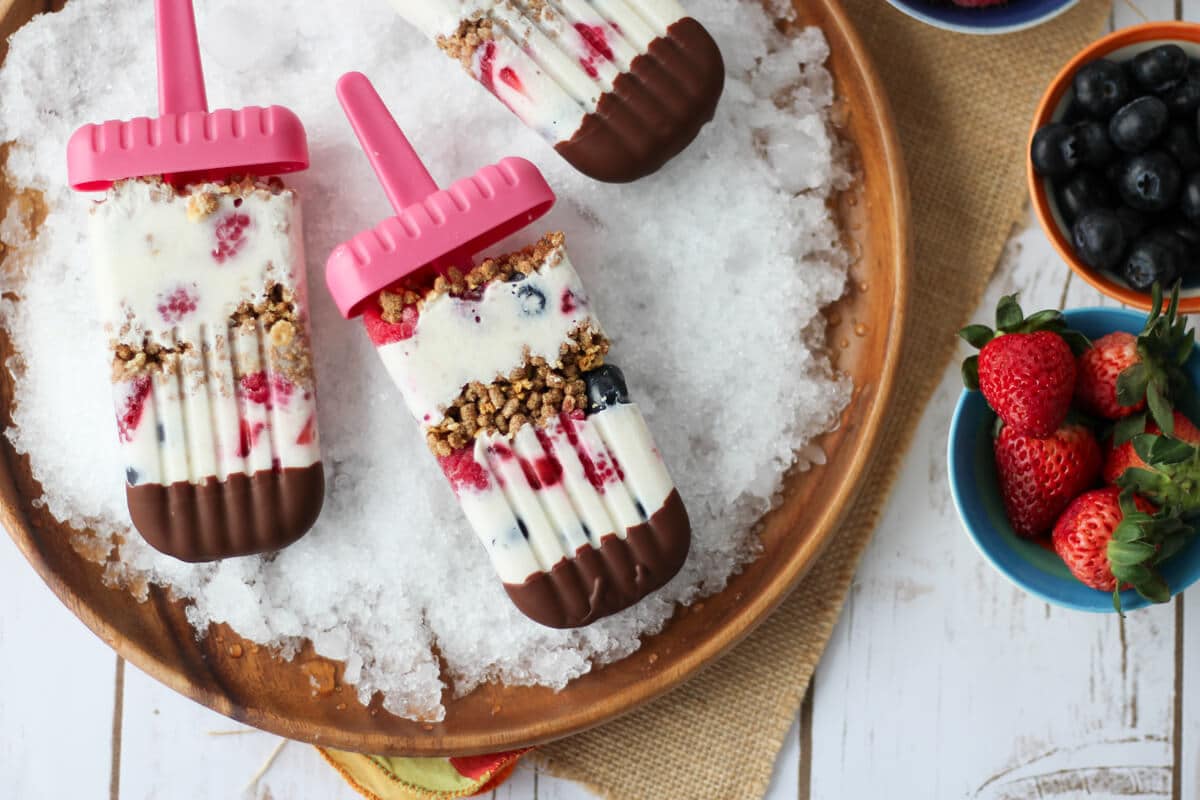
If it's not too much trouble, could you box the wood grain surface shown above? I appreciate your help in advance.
[0,0,908,757]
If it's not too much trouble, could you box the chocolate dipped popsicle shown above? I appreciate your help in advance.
[66,0,324,561]
[326,72,690,627]
[390,0,724,182]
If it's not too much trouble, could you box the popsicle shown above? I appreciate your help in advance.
[66,0,324,562]
[326,72,690,628]
[389,0,725,183]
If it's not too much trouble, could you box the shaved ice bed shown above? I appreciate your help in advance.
[0,0,852,720]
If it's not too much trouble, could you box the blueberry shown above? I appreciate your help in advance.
[1124,231,1184,290]
[1162,122,1200,170]
[1073,59,1133,118]
[1072,120,1116,168]
[515,284,546,315]
[1057,170,1116,221]
[1117,206,1150,240]
[1109,96,1169,153]
[1181,172,1200,221]
[504,271,527,283]
[125,467,139,486]
[1072,209,1126,270]
[156,423,165,443]
[1132,44,1189,92]
[517,518,529,539]
[583,364,630,413]
[1168,220,1200,262]
[1163,78,1200,118]
[1116,151,1181,211]
[1031,123,1080,177]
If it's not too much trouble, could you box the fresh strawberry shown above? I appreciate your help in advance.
[1076,283,1195,425]
[1076,331,1144,419]
[1052,487,1180,610]
[1115,421,1200,517]
[961,296,1089,437]
[994,421,1102,538]
[1103,410,1200,484]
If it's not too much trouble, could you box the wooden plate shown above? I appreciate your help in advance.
[0,0,909,755]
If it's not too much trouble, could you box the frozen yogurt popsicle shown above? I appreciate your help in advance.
[390,0,724,183]
[327,72,690,627]
[66,0,324,562]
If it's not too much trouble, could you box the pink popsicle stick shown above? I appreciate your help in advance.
[156,0,208,115]
[336,72,438,212]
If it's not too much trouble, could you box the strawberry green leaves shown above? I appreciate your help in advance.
[1114,282,1196,434]
[1106,491,1185,613]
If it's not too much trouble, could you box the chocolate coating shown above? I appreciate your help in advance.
[503,489,690,628]
[126,465,324,562]
[556,17,725,183]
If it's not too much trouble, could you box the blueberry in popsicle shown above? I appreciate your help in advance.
[66,0,324,561]
[326,72,690,627]
[389,0,724,183]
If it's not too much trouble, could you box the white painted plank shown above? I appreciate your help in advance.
[0,531,116,800]
[763,717,801,800]
[1181,590,1198,798]
[1113,0,1176,28]
[118,663,358,800]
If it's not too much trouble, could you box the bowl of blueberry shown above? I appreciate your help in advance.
[888,0,1078,35]
[1029,23,1200,311]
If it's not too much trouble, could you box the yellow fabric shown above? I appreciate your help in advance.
[534,2,1115,799]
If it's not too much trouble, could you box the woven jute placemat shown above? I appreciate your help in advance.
[537,2,1112,797]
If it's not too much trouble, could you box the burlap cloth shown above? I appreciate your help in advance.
[537,2,1113,798]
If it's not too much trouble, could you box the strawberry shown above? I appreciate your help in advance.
[1076,331,1144,419]
[1052,487,1183,611]
[1103,410,1200,484]
[961,295,1089,437]
[1076,283,1195,427]
[994,421,1102,538]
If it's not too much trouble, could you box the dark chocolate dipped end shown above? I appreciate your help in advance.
[503,489,691,628]
[555,17,725,183]
[127,464,325,562]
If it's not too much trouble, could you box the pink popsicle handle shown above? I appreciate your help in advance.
[336,72,438,211]
[156,0,208,115]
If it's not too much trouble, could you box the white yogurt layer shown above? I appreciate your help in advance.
[388,0,686,143]
[376,239,594,426]
[449,404,674,584]
[89,180,321,487]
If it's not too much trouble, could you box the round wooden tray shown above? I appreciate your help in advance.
[0,0,909,756]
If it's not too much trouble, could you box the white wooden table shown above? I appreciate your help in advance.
[5,4,1200,798]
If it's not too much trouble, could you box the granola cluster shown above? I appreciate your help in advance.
[436,16,495,69]
[425,323,609,456]
[111,341,191,381]
[110,282,312,386]
[185,176,286,220]
[379,233,566,322]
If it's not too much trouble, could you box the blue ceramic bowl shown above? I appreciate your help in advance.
[887,0,1077,35]
[948,307,1200,612]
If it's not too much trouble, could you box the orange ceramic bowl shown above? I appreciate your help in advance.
[1029,22,1200,312]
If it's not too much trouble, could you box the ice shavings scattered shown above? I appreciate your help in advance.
[0,0,852,719]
